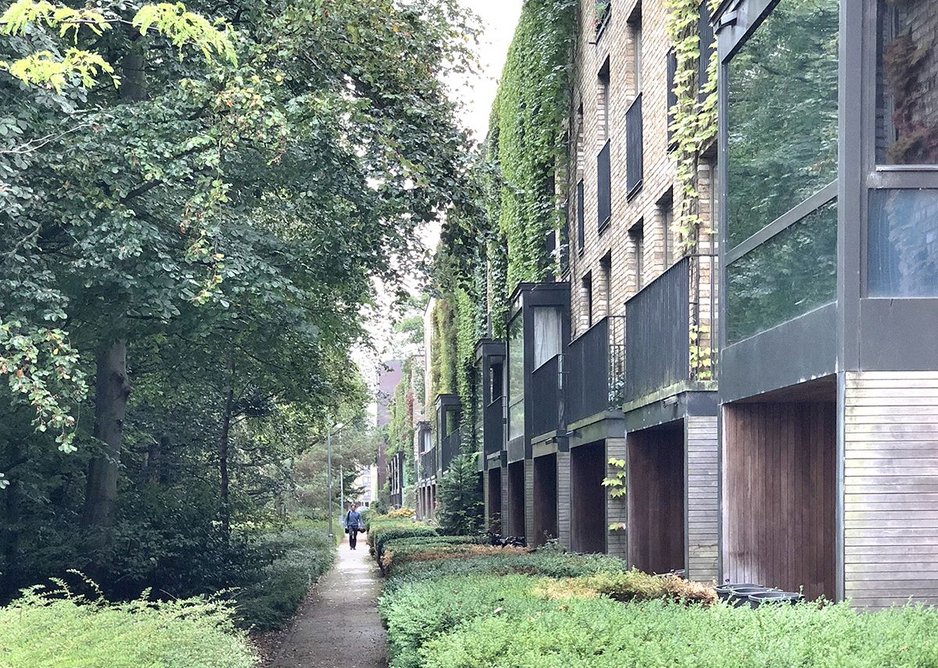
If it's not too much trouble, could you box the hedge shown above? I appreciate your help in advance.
[366,516,438,561]
[379,535,488,575]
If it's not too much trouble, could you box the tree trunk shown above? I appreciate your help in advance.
[144,434,167,485]
[218,360,235,539]
[82,338,131,528]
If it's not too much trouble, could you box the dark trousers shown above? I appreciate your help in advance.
[348,529,358,549]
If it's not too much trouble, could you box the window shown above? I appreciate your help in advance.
[727,0,838,247]
[868,189,938,297]
[597,140,612,231]
[667,49,677,148]
[630,221,645,291]
[507,315,524,440]
[576,179,585,254]
[727,201,837,342]
[600,252,612,318]
[626,94,643,197]
[533,307,563,368]
[598,58,611,141]
[658,189,674,266]
[596,0,612,38]
[582,272,594,329]
[698,0,714,101]
[490,362,503,402]
[876,0,938,165]
[628,4,642,93]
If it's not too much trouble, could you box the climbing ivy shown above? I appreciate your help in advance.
[665,0,720,253]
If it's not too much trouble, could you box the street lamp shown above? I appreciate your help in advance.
[326,421,345,539]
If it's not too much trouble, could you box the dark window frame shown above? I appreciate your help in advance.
[626,94,644,198]
[576,179,586,255]
[597,139,612,233]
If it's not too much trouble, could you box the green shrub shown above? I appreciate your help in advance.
[234,523,334,630]
[367,517,438,560]
[436,454,484,535]
[0,588,256,668]
[579,569,716,605]
[420,598,938,668]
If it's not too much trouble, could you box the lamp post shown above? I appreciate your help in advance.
[326,421,345,540]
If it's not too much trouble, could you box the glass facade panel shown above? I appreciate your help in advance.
[876,0,938,165]
[507,315,524,440]
[869,189,938,297]
[727,201,838,343]
[727,0,839,247]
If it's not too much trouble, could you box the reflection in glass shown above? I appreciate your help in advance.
[507,315,524,440]
[727,0,839,247]
[876,0,938,165]
[727,201,838,343]
[869,189,938,297]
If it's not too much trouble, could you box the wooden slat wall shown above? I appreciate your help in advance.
[608,438,629,558]
[687,415,720,583]
[628,426,685,573]
[524,459,535,542]
[845,371,938,608]
[557,451,572,549]
[723,402,836,599]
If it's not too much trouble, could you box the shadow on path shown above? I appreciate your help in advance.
[270,535,387,668]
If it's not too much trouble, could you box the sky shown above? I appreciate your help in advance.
[355,0,523,384]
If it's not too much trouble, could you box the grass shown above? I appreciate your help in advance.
[0,588,256,668]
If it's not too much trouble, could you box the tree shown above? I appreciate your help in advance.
[436,453,483,536]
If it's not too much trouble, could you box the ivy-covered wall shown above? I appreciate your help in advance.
[427,0,576,444]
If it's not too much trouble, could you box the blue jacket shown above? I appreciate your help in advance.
[344,510,363,530]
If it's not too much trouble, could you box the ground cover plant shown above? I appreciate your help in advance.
[378,538,938,668]
[378,535,486,575]
[0,586,256,668]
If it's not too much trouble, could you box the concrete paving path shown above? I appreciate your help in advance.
[270,534,388,668]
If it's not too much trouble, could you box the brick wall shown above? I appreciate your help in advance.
[566,0,717,345]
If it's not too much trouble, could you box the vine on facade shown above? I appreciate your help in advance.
[665,0,720,253]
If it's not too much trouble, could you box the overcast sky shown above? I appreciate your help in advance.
[357,0,523,382]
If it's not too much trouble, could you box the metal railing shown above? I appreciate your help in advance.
[484,396,504,458]
[419,447,438,481]
[566,316,626,423]
[623,255,717,403]
[440,427,461,475]
[531,355,562,439]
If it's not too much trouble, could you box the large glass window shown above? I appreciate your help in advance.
[727,201,837,343]
[869,189,938,297]
[727,0,839,247]
[507,315,524,440]
[876,0,938,165]
[533,307,562,368]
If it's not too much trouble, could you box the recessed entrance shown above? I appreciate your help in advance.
[532,454,558,546]
[506,461,525,538]
[628,421,685,574]
[723,377,837,599]
[570,441,606,553]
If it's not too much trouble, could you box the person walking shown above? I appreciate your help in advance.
[343,502,364,550]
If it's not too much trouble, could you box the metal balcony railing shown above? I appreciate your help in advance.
[566,316,626,423]
[440,427,461,475]
[484,396,504,458]
[531,355,562,439]
[419,447,438,481]
[623,255,718,403]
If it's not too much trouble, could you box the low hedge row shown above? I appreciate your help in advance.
[379,535,487,575]
[366,516,438,561]
[378,538,938,668]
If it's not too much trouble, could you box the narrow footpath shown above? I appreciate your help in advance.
[270,535,388,668]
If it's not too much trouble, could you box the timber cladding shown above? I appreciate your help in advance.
[722,400,837,600]
[844,371,938,608]
[686,415,719,583]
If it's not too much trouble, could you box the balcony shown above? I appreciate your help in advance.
[440,426,462,474]
[531,355,562,439]
[623,255,717,405]
[566,316,626,424]
[419,447,438,481]
[484,396,504,458]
